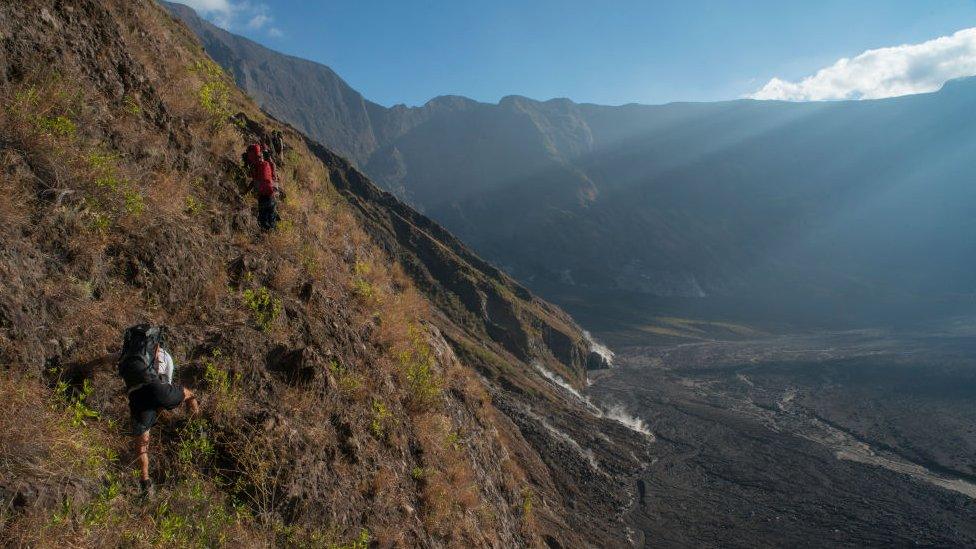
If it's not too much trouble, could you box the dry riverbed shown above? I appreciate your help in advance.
[587,329,976,547]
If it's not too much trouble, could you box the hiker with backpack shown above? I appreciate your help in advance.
[248,144,280,230]
[270,130,284,163]
[118,324,200,494]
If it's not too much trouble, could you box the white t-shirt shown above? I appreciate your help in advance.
[155,348,175,384]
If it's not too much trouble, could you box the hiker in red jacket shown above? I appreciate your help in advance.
[243,143,262,168]
[251,154,279,230]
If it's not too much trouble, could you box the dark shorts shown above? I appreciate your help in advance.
[128,383,185,435]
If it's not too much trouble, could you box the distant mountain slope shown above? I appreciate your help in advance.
[163,1,383,165]
[167,2,976,326]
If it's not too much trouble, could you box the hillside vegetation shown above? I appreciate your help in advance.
[0,1,648,547]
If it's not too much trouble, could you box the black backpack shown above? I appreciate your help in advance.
[118,324,164,390]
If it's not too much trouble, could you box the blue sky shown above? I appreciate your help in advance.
[176,0,976,107]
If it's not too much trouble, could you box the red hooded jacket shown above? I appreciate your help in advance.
[252,159,276,197]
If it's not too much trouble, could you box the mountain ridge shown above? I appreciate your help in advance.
[166,1,976,329]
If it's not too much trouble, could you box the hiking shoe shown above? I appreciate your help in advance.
[140,478,155,498]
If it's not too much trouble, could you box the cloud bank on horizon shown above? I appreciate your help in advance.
[174,0,282,37]
[750,27,976,101]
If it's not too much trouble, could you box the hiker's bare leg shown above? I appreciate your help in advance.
[133,431,150,482]
[183,387,200,416]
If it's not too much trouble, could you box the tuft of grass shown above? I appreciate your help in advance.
[203,347,238,415]
[38,114,77,137]
[370,400,391,439]
[241,286,282,331]
[176,418,215,466]
[351,260,381,304]
[445,430,462,452]
[398,324,442,411]
[184,194,204,215]
[123,189,144,216]
[328,360,362,397]
[154,479,236,546]
[54,377,100,428]
[520,487,535,521]
[122,95,141,115]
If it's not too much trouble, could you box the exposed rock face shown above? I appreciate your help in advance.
[586,350,613,371]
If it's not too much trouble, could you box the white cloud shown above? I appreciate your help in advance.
[247,13,270,29]
[178,0,232,12]
[750,27,976,101]
[171,0,282,38]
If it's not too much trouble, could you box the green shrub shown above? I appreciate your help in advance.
[55,378,100,428]
[203,348,230,395]
[123,189,144,216]
[370,400,391,438]
[398,324,442,409]
[328,360,361,396]
[154,479,234,546]
[81,474,122,529]
[351,261,376,302]
[122,95,141,115]
[191,60,232,126]
[203,347,239,416]
[177,418,214,465]
[445,430,462,451]
[521,488,535,519]
[343,528,370,549]
[38,114,76,137]
[185,194,204,215]
[352,279,375,301]
[242,286,282,331]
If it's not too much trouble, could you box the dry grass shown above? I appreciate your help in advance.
[0,0,558,546]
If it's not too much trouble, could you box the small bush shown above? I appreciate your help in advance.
[343,528,370,549]
[445,430,462,451]
[190,60,232,126]
[370,400,391,438]
[242,286,282,331]
[38,114,77,137]
[203,347,239,416]
[123,189,144,216]
[521,488,535,520]
[204,348,230,395]
[54,378,100,428]
[351,260,380,303]
[176,418,214,466]
[398,324,442,410]
[154,479,235,546]
[185,194,204,215]
[328,360,362,397]
[122,95,141,115]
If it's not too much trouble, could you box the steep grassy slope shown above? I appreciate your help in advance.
[0,1,648,546]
